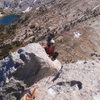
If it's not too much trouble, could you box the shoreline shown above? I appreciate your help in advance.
[0,12,4,18]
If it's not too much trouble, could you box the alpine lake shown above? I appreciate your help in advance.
[0,14,20,25]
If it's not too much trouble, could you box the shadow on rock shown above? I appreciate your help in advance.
[69,80,82,90]
[13,50,57,87]
[57,80,82,90]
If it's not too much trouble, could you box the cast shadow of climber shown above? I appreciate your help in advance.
[13,49,57,87]
[57,80,82,90]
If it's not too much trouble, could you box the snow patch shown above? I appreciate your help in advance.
[93,93,100,100]
[22,7,32,13]
[92,20,100,26]
[5,77,9,83]
[4,7,9,10]
[92,5,100,11]
[34,0,37,3]
[73,32,81,39]
[75,60,85,64]
[19,0,23,4]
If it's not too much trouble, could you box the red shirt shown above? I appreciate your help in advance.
[44,44,55,56]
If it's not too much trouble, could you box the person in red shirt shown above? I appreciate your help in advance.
[44,39,59,60]
[44,39,55,57]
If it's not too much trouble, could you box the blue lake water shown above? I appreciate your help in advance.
[0,14,20,25]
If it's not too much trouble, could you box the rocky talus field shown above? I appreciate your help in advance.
[11,0,100,63]
[0,0,100,100]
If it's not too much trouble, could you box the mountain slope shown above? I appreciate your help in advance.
[13,0,100,63]
[0,0,55,13]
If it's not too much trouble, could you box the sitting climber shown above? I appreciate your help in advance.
[44,39,56,57]
[44,39,59,60]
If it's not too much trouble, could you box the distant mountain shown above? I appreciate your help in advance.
[0,0,56,13]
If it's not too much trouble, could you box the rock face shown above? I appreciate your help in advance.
[13,43,61,86]
[21,59,100,100]
[0,79,26,100]
[0,43,61,87]
[0,43,61,99]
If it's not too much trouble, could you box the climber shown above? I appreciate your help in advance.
[43,34,59,60]
[44,39,56,57]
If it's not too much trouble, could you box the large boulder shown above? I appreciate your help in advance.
[0,43,61,87]
[0,43,61,100]
[13,43,61,86]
